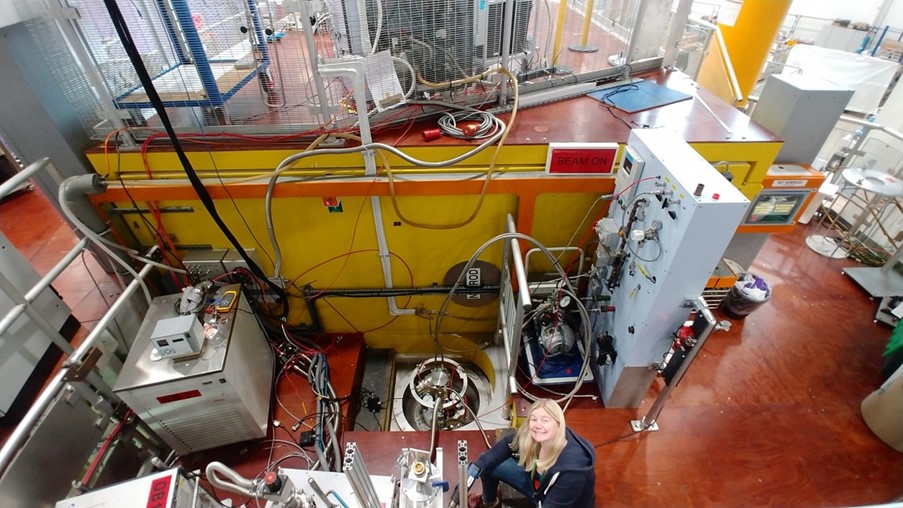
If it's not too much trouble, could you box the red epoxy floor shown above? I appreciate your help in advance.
[1,187,900,507]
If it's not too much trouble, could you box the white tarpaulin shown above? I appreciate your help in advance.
[783,44,899,114]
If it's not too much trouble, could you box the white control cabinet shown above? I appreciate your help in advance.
[592,129,750,407]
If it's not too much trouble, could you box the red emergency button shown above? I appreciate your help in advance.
[264,471,283,492]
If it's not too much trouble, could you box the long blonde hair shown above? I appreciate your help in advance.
[511,399,567,471]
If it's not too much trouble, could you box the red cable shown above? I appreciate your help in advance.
[82,410,132,486]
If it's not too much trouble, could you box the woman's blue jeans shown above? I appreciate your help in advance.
[481,457,535,505]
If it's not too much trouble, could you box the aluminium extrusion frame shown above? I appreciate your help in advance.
[343,442,381,508]
[457,440,468,508]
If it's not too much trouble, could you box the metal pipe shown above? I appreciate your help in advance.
[370,196,416,316]
[0,273,74,353]
[871,26,889,57]
[307,477,335,507]
[695,93,733,135]
[579,0,594,47]
[714,28,743,105]
[506,215,532,311]
[25,237,91,303]
[0,370,66,476]
[524,246,584,282]
[641,297,717,426]
[0,256,155,475]
[304,285,500,298]
[206,461,256,494]
[531,0,544,63]
[498,0,515,106]
[354,0,372,54]
[550,0,569,65]
[428,392,445,464]
[0,158,49,199]
[0,167,137,474]
[461,401,493,449]
[318,61,376,175]
[65,252,156,368]
[505,214,531,391]
[837,115,903,144]
[296,0,334,124]
[0,304,27,342]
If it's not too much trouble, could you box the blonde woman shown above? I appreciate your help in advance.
[467,399,595,507]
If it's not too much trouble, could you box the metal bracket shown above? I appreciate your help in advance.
[45,5,80,21]
[62,347,103,382]
[630,418,659,432]
[682,297,707,310]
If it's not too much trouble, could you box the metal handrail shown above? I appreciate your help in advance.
[686,16,741,104]
[713,27,743,105]
[837,115,903,143]
[0,255,156,476]
[0,158,158,476]
[0,158,51,199]
[831,115,903,179]
[524,247,585,288]
[0,158,80,354]
[503,214,531,396]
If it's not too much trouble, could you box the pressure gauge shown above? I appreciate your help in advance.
[559,295,572,308]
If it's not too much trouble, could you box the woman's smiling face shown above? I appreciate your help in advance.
[528,406,559,445]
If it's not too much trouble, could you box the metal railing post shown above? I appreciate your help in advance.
[0,259,155,476]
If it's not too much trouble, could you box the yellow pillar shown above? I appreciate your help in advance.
[719,0,792,106]
[552,0,569,66]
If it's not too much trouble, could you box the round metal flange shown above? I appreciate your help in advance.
[409,357,469,411]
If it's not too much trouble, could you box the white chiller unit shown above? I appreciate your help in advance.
[114,285,273,455]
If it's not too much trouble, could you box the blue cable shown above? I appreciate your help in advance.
[327,491,350,508]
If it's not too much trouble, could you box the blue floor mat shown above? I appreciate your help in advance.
[588,80,693,113]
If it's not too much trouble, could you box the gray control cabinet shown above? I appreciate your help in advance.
[752,74,854,165]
